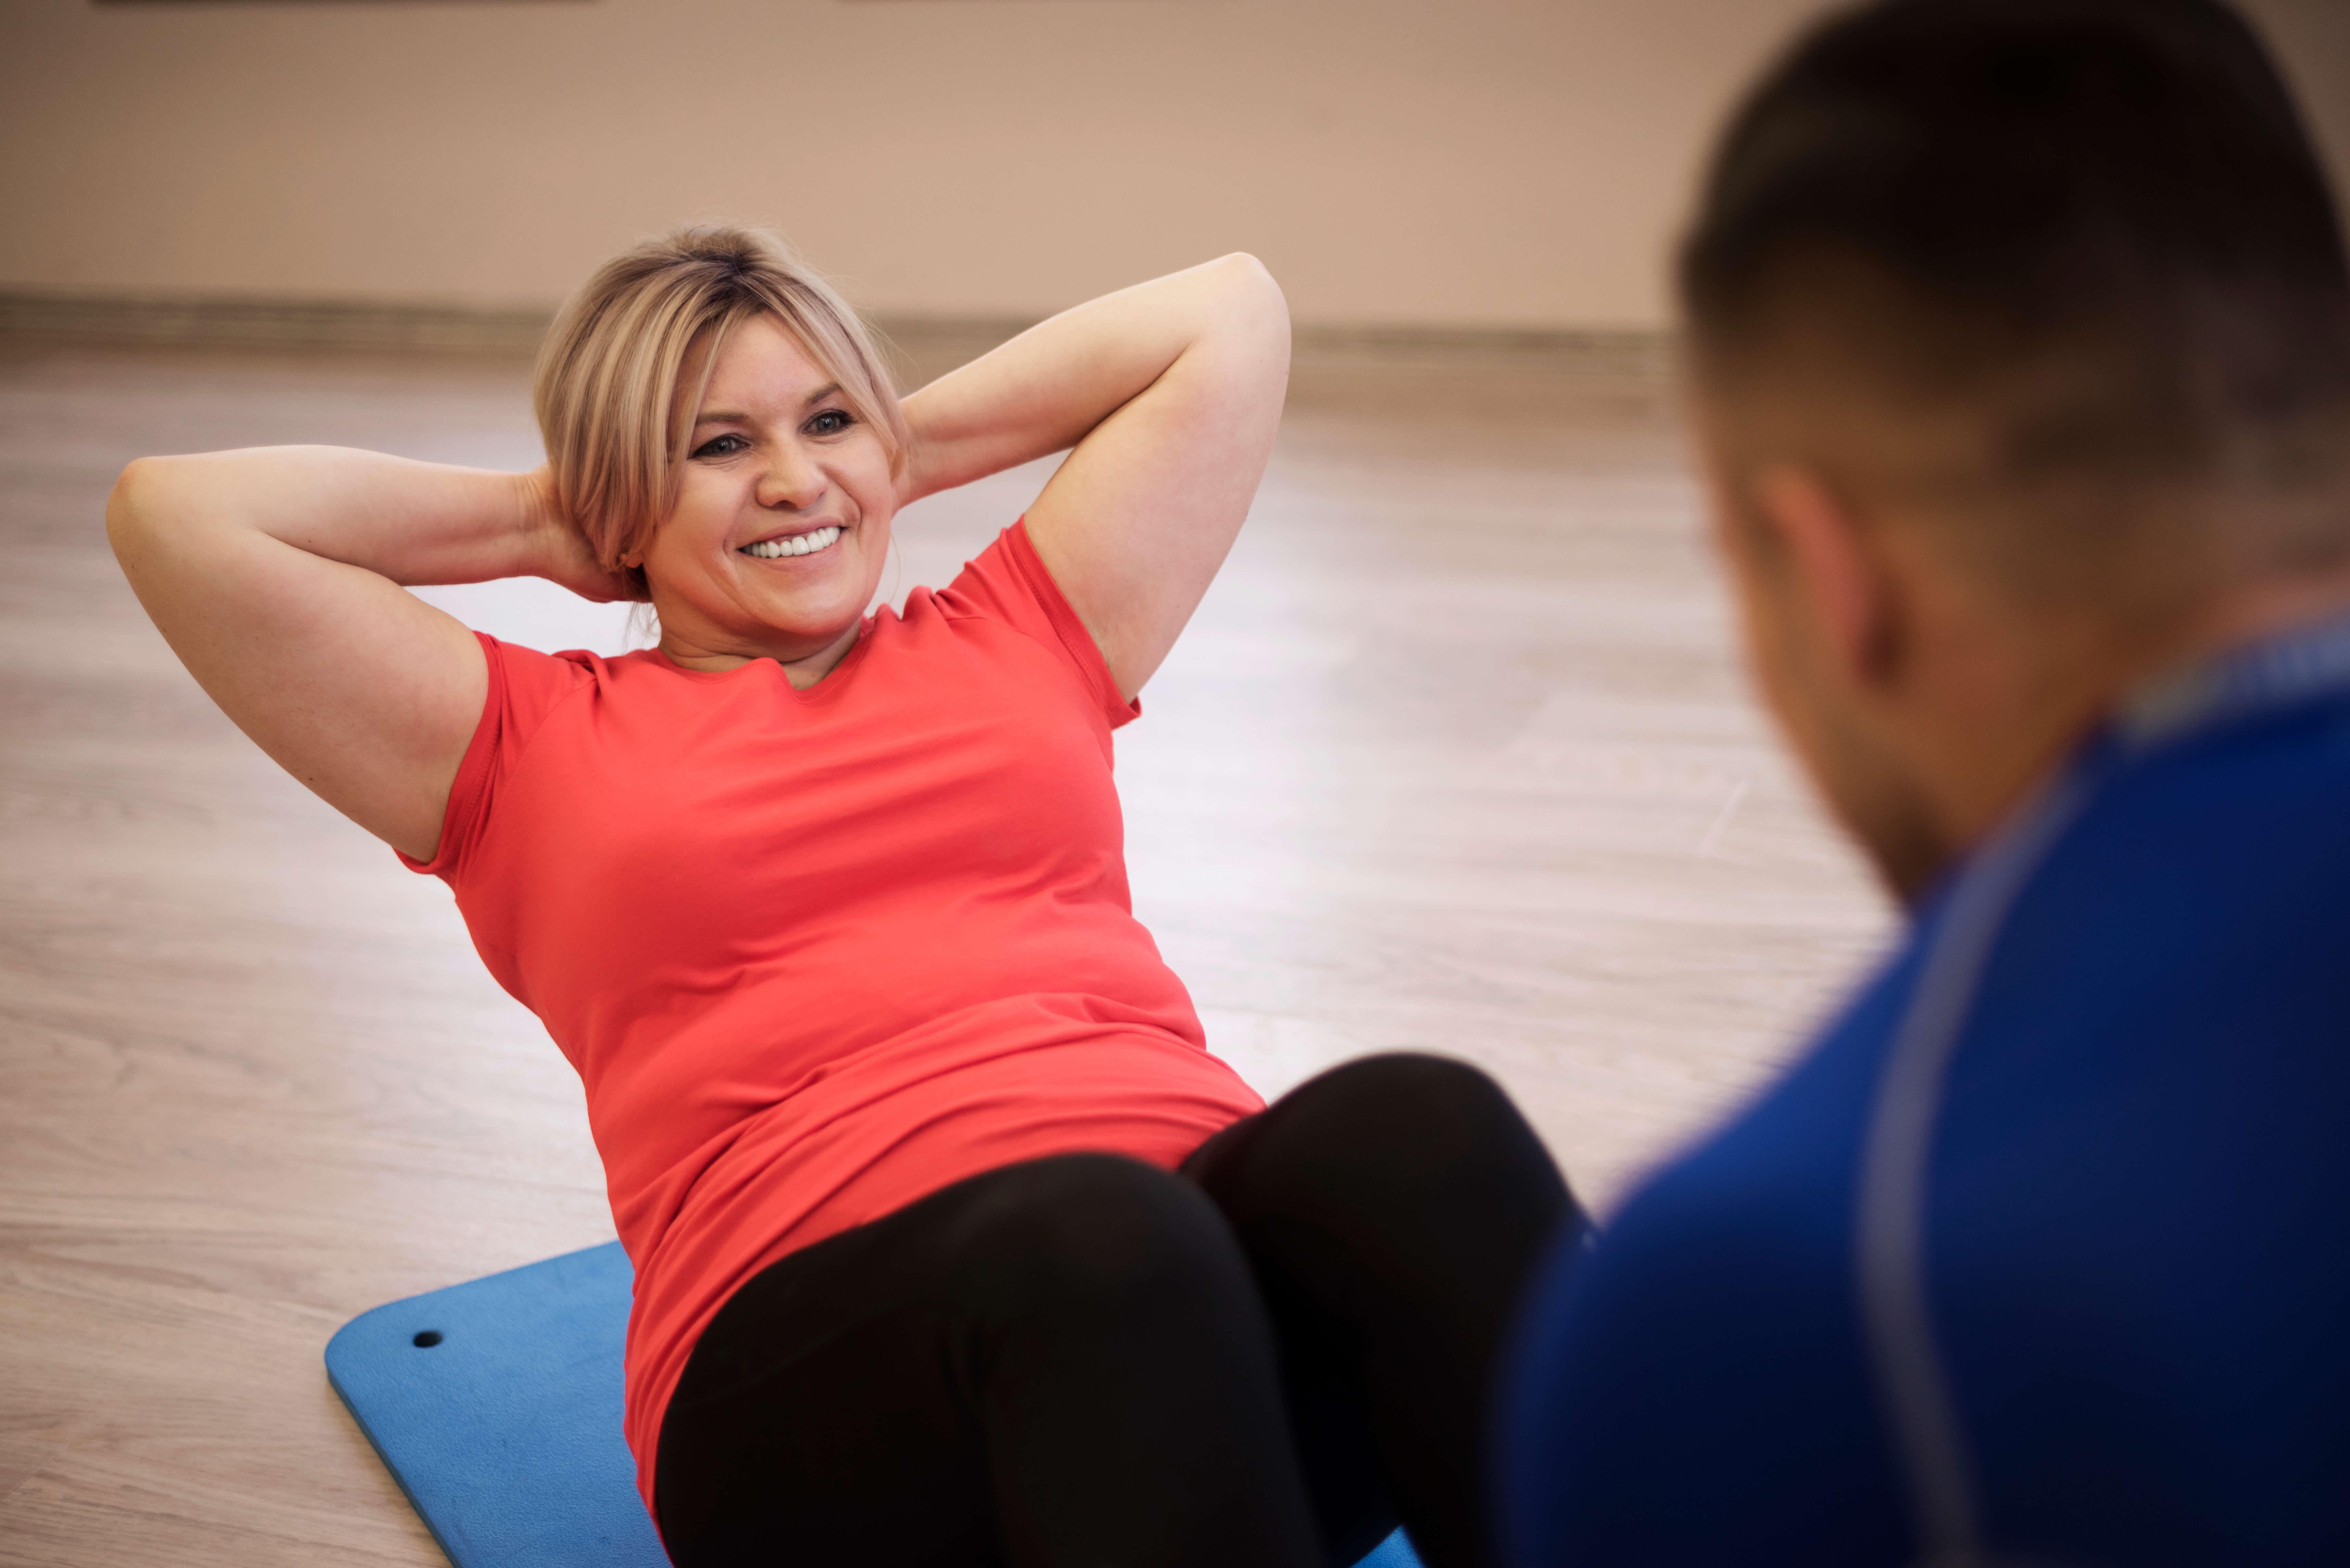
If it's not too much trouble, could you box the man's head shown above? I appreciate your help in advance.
[1684,0,2350,897]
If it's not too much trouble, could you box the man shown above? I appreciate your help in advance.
[1500,1,2350,1564]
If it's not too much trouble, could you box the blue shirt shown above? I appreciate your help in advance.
[1500,615,2350,1568]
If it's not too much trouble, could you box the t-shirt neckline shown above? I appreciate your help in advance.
[644,617,876,698]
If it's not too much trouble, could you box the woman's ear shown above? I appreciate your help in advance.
[1750,464,1902,692]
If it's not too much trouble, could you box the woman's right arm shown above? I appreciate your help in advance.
[107,447,625,862]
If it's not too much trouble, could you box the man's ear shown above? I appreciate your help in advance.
[1750,464,1898,688]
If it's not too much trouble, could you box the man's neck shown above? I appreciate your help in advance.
[1916,565,2350,883]
[2156,567,2350,686]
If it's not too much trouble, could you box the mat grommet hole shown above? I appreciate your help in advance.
[412,1330,444,1348]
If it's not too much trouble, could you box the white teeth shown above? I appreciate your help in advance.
[743,525,842,560]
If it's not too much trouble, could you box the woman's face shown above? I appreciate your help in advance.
[631,312,898,673]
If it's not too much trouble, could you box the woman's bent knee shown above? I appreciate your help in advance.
[1301,1052,1520,1149]
[947,1153,1249,1322]
[1197,1053,1556,1205]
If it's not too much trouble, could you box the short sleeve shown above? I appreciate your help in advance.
[397,632,596,879]
[937,520,1141,731]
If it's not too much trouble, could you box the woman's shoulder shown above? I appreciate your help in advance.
[924,521,1041,620]
[918,523,1135,729]
[475,634,657,741]
[489,636,680,683]
[935,522,1137,729]
[483,634,611,692]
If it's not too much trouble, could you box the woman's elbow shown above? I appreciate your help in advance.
[1202,254,1291,360]
[105,455,188,563]
[1211,252,1286,313]
[106,458,157,550]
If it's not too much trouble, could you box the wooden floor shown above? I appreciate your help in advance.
[0,335,1890,1566]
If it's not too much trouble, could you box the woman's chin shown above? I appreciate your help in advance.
[751,582,876,656]
[655,553,881,664]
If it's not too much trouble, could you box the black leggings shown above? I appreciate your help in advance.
[652,1054,1581,1568]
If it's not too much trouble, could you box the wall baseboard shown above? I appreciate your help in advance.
[1288,322,1671,375]
[0,288,1673,379]
[0,289,552,356]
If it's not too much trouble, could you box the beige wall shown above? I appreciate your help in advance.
[3,0,2346,331]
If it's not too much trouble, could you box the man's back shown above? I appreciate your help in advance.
[1503,619,2350,1566]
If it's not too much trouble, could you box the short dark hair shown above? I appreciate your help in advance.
[1683,0,2350,585]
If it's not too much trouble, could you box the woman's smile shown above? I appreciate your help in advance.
[741,524,844,560]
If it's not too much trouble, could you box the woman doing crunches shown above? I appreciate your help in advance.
[106,226,1579,1568]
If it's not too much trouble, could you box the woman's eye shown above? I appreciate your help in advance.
[806,409,854,437]
[692,433,750,459]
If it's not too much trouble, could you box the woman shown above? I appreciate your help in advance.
[107,227,1578,1568]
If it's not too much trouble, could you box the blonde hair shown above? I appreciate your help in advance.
[533,224,907,597]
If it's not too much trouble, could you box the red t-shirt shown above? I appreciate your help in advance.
[403,522,1263,1509]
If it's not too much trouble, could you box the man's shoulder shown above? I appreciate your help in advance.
[1580,698,2350,1295]
[1916,704,2350,1559]
[1504,705,2350,1565]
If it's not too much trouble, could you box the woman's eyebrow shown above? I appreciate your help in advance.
[693,385,842,427]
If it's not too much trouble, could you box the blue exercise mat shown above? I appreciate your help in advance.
[327,1241,1425,1568]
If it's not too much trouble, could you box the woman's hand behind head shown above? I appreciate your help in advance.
[524,466,648,604]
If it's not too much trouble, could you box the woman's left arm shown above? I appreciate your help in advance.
[899,254,1290,699]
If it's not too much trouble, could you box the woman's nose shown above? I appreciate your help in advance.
[755,445,825,509]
